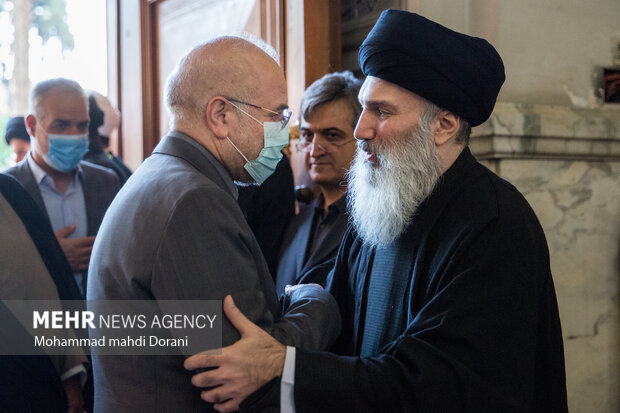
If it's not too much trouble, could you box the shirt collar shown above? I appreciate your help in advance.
[314,192,347,216]
[332,193,347,212]
[27,152,81,185]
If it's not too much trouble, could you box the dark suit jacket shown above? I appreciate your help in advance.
[4,158,120,237]
[87,131,340,412]
[275,197,349,296]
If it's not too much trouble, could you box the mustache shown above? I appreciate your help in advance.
[356,139,377,154]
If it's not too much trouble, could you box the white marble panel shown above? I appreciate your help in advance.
[497,159,620,413]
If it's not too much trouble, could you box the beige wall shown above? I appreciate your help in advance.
[406,0,620,106]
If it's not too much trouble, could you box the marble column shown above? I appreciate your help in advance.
[472,102,620,412]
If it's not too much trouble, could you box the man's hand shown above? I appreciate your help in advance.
[63,374,84,413]
[185,295,287,413]
[55,225,95,272]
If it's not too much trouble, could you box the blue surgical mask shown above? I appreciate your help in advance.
[227,121,289,185]
[43,133,89,172]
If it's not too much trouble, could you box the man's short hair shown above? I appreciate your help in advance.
[299,71,363,127]
[29,78,86,119]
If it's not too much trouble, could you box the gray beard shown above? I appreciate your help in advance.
[347,123,443,249]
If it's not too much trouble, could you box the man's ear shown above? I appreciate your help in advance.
[432,111,460,146]
[25,114,37,137]
[205,96,233,140]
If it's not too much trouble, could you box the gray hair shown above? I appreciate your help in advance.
[299,71,363,127]
[164,35,279,127]
[419,100,472,145]
[29,78,86,119]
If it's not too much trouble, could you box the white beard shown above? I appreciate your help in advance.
[347,122,443,249]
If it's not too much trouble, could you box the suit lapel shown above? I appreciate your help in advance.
[78,166,98,236]
[15,162,48,219]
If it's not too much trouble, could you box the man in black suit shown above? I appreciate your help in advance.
[276,71,362,296]
[185,9,568,413]
[84,94,130,185]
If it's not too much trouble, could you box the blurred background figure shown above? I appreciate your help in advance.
[87,91,132,181]
[84,94,130,185]
[4,116,30,167]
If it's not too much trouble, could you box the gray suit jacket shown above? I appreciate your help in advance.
[276,199,349,296]
[87,131,340,412]
[4,158,120,237]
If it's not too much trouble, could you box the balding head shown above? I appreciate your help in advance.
[164,36,280,128]
[163,36,289,184]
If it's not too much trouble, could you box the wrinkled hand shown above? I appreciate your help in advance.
[185,295,286,413]
[55,225,95,272]
[63,374,84,413]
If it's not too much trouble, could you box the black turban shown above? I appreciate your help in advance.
[359,9,505,127]
[4,116,29,145]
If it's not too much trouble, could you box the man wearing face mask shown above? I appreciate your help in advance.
[87,36,340,412]
[4,78,120,298]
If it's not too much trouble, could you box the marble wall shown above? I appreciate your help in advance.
[472,103,620,412]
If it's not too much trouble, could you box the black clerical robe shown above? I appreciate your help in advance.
[0,173,83,412]
[294,148,568,412]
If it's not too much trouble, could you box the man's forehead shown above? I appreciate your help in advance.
[254,62,288,108]
[41,90,88,117]
[359,76,396,100]
[358,76,423,108]
[302,100,354,128]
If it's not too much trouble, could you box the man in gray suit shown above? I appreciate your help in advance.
[276,71,362,296]
[4,78,120,297]
[87,36,340,412]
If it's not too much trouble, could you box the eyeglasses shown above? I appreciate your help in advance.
[226,98,292,130]
[295,133,356,153]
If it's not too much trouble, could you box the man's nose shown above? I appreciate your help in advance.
[354,109,375,141]
[309,138,327,157]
